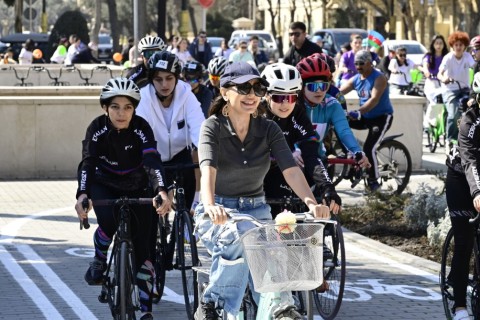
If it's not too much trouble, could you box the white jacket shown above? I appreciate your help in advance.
[136,80,205,162]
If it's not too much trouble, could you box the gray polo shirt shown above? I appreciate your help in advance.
[199,114,297,197]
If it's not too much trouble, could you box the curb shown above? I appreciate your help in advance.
[342,227,441,275]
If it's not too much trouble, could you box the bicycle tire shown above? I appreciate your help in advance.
[313,221,346,320]
[376,140,412,195]
[119,241,135,320]
[427,126,438,153]
[177,211,200,320]
[153,216,169,304]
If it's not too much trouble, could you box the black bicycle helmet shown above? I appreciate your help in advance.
[182,60,205,79]
[100,77,141,107]
[147,50,182,78]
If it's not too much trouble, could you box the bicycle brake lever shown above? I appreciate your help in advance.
[81,198,90,230]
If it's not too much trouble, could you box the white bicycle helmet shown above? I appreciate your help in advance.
[207,56,228,76]
[138,36,166,53]
[100,77,141,106]
[473,72,480,94]
[261,63,302,93]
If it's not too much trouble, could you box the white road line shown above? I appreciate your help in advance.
[1,207,97,319]
[0,244,63,320]
[18,244,98,319]
[345,242,438,283]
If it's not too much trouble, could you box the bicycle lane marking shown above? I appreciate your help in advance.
[0,207,97,320]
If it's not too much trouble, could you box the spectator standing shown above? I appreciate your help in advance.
[18,38,35,65]
[283,21,323,67]
[171,37,193,65]
[50,37,69,64]
[249,35,269,69]
[1,48,17,65]
[71,41,101,64]
[214,39,234,60]
[166,35,179,52]
[188,30,213,68]
[229,40,255,65]
[64,34,86,65]
[338,34,363,85]
[121,37,134,64]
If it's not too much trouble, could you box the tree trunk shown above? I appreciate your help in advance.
[106,0,121,53]
[91,0,101,45]
[14,0,22,32]
[157,0,167,40]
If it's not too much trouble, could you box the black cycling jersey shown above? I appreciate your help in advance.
[264,104,335,197]
[76,114,167,199]
[125,64,149,89]
[446,105,480,198]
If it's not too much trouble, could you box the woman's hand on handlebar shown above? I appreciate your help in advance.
[204,204,228,225]
[474,194,480,213]
[154,191,172,216]
[308,203,330,220]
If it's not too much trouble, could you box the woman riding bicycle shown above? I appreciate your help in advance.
[194,61,332,319]
[445,72,480,320]
[295,54,369,173]
[388,46,417,95]
[260,62,342,216]
[74,77,172,320]
[438,31,475,151]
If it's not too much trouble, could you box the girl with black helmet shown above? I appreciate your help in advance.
[445,72,480,320]
[74,77,171,320]
[136,50,205,264]
[182,60,213,117]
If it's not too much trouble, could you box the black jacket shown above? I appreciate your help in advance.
[447,105,480,198]
[283,40,323,67]
[76,115,167,198]
[125,64,149,89]
[188,39,213,68]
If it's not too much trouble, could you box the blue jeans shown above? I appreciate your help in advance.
[194,195,271,315]
[443,88,469,142]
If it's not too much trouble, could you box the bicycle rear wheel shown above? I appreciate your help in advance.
[440,228,478,320]
[376,140,412,195]
[118,241,136,320]
[153,216,170,304]
[177,211,200,319]
[313,221,346,320]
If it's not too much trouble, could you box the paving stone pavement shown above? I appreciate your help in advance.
[0,140,450,319]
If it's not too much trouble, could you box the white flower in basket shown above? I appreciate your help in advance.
[274,210,297,234]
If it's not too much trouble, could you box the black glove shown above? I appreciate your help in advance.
[319,186,342,207]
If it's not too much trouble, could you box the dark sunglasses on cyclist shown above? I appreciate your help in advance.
[289,32,302,37]
[270,94,298,104]
[142,50,157,59]
[354,62,365,66]
[305,82,330,92]
[209,74,220,81]
[187,79,199,84]
[229,82,268,97]
[398,54,406,58]
[185,75,199,81]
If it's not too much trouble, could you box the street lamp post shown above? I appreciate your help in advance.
[179,0,189,38]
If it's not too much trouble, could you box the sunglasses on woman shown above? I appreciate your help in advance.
[229,82,268,97]
[305,81,330,92]
[270,94,298,104]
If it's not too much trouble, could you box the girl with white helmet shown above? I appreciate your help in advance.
[74,77,172,320]
[445,72,480,320]
[126,36,167,89]
[206,56,229,99]
[261,63,341,216]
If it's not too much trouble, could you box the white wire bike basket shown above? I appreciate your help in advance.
[240,223,325,293]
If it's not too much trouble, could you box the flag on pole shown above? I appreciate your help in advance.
[367,30,385,49]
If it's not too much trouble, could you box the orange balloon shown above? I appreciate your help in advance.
[33,49,43,59]
[113,52,122,63]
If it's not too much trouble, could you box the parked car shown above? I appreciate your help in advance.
[0,32,50,62]
[311,28,368,56]
[97,34,113,63]
[228,30,279,60]
[207,36,224,55]
[382,40,427,66]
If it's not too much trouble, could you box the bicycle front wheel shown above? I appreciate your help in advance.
[153,216,170,304]
[177,211,200,319]
[313,221,346,320]
[376,140,412,195]
[118,241,135,320]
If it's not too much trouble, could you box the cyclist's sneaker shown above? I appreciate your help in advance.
[273,305,302,320]
[323,243,333,260]
[84,257,107,285]
[367,180,380,193]
[194,301,219,320]
[140,313,153,320]
[453,309,470,320]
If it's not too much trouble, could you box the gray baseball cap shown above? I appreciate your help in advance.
[354,50,373,64]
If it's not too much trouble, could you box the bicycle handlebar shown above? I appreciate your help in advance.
[469,213,480,225]
[162,163,199,171]
[327,157,357,165]
[80,195,163,230]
